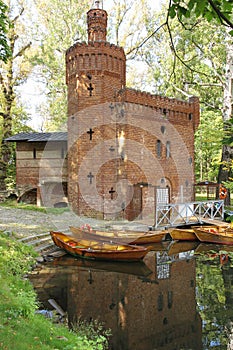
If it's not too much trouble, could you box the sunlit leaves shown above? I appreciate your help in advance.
[32,0,90,130]
[223,118,233,146]
[169,0,233,33]
[0,1,11,62]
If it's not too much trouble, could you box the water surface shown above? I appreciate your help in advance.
[30,241,233,349]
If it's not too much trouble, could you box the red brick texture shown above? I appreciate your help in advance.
[65,6,200,221]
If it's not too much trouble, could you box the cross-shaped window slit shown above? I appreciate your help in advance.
[87,83,94,96]
[109,187,116,200]
[87,172,94,184]
[87,128,94,140]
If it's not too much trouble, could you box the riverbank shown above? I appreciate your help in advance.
[0,230,109,350]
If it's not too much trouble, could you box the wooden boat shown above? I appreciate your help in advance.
[167,241,199,256]
[200,218,231,228]
[50,231,148,262]
[168,227,197,241]
[193,226,233,245]
[69,226,169,245]
[143,241,170,252]
[50,255,153,277]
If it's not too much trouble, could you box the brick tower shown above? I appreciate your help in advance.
[66,1,200,221]
[66,1,126,115]
[66,0,128,219]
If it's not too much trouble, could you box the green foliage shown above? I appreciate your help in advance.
[31,0,90,130]
[0,232,38,321]
[195,111,223,181]
[71,318,111,350]
[0,199,70,214]
[223,117,233,146]
[195,251,233,346]
[0,2,36,190]
[169,0,233,34]
[0,232,110,349]
[0,1,11,62]
[137,3,230,185]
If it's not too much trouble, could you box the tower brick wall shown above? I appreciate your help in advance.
[66,3,200,221]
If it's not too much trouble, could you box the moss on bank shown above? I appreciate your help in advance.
[0,232,109,350]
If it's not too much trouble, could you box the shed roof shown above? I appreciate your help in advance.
[5,132,67,142]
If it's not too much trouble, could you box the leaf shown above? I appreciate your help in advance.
[222,1,233,12]
[187,0,196,11]
[205,11,214,22]
[194,0,208,17]
[178,6,188,16]
[168,5,177,19]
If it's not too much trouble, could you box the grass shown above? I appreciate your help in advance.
[0,199,70,215]
[0,232,110,350]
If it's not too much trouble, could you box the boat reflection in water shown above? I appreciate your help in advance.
[30,240,203,350]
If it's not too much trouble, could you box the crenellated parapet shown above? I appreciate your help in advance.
[66,41,126,86]
[120,88,200,130]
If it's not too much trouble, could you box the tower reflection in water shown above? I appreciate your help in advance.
[30,247,202,350]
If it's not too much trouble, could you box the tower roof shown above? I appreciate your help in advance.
[87,1,107,42]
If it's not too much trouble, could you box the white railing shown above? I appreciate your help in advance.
[154,200,224,228]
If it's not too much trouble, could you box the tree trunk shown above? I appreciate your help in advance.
[0,4,31,191]
[0,31,14,190]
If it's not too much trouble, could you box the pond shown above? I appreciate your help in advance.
[29,241,233,350]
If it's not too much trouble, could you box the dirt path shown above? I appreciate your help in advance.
[0,207,102,237]
[0,206,148,238]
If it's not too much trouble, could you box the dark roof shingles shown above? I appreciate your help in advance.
[6,132,67,142]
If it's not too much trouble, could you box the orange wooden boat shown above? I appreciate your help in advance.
[50,231,148,262]
[167,240,199,256]
[193,226,233,245]
[168,227,197,241]
[69,226,168,245]
[49,255,153,277]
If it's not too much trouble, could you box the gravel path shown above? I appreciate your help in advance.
[0,206,148,238]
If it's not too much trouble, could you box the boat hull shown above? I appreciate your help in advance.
[168,228,197,241]
[50,231,148,262]
[168,241,199,256]
[49,255,153,277]
[70,226,168,244]
[194,227,233,245]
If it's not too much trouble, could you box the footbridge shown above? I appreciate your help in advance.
[154,200,224,229]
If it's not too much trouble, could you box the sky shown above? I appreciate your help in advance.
[103,0,162,10]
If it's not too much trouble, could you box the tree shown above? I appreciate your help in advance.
[31,0,152,130]
[217,39,233,205]
[0,0,33,191]
[31,0,90,130]
[130,1,232,201]
[168,0,233,34]
[129,4,226,176]
[0,0,11,62]
[167,1,233,203]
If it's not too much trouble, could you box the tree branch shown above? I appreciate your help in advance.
[208,0,233,29]
[12,7,24,23]
[125,22,167,56]
[171,83,192,98]
[13,42,32,59]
